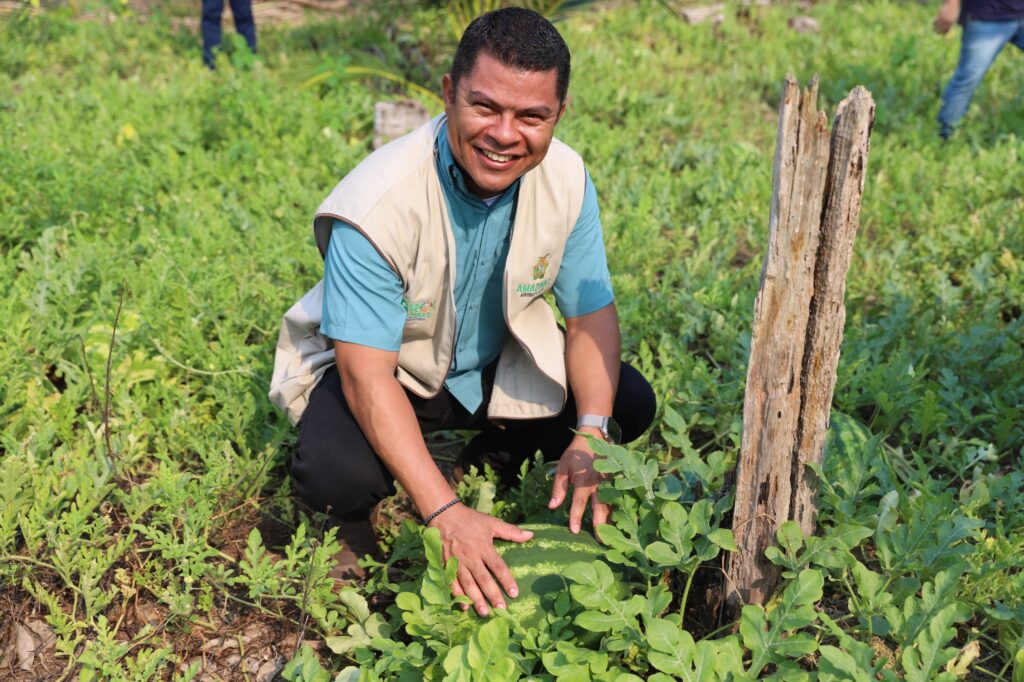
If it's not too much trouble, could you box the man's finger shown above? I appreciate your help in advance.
[548,465,570,509]
[492,519,533,545]
[483,551,520,600]
[450,576,470,611]
[591,495,611,541]
[468,559,506,612]
[568,484,591,534]
[458,564,490,617]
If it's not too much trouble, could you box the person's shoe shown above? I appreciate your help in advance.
[326,517,378,583]
[939,124,953,141]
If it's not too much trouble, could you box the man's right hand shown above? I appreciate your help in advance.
[934,1,958,34]
[429,504,533,617]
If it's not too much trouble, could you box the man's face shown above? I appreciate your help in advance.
[442,51,566,199]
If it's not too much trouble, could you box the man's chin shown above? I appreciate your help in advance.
[467,172,519,199]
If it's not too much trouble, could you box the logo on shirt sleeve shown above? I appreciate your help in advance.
[402,298,435,321]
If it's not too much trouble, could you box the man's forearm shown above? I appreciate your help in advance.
[336,344,455,520]
[565,303,621,422]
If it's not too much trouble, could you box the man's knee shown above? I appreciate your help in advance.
[291,403,395,520]
[290,435,394,519]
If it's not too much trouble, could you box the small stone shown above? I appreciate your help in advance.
[788,16,820,33]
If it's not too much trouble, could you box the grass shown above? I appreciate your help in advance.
[1,0,1022,679]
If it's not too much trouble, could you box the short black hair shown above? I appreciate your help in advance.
[450,7,571,103]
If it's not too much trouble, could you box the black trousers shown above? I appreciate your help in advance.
[289,362,656,521]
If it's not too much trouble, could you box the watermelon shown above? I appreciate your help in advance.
[488,522,626,629]
[821,411,877,519]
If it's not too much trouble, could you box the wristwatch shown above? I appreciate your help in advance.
[576,414,622,444]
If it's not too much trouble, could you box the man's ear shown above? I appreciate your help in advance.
[442,74,455,108]
[555,96,569,124]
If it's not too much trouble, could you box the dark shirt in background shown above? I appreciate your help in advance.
[961,0,1024,23]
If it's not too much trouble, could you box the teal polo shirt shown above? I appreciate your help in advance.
[321,123,613,413]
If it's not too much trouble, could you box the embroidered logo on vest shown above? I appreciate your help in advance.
[532,255,550,280]
[517,255,554,298]
[403,298,435,321]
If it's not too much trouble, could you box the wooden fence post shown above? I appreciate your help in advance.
[725,75,875,613]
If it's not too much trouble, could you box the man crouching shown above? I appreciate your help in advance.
[271,7,656,619]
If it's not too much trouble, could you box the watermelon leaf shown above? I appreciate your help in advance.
[542,642,609,680]
[818,613,899,682]
[899,601,965,682]
[443,618,518,681]
[707,528,738,552]
[741,568,823,677]
[568,560,645,639]
[885,569,970,647]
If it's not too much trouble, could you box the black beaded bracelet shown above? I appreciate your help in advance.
[423,497,461,526]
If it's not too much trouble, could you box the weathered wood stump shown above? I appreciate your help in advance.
[373,99,430,149]
[724,75,875,615]
[680,4,726,24]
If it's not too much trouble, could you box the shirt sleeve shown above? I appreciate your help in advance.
[321,219,406,350]
[553,171,615,318]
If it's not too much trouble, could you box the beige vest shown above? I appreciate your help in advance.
[269,114,587,425]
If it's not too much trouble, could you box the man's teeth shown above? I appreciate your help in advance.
[481,149,513,162]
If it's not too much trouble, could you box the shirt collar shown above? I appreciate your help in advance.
[436,121,520,207]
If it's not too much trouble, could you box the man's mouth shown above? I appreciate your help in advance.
[480,149,514,163]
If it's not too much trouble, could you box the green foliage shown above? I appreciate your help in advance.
[740,569,822,677]
[2,0,1021,679]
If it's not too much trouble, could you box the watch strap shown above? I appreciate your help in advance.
[576,414,621,444]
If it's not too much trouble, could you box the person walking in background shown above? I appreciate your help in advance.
[202,0,257,68]
[934,0,1024,139]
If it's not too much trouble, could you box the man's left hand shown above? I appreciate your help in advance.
[548,433,610,537]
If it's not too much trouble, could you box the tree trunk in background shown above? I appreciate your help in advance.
[724,76,875,616]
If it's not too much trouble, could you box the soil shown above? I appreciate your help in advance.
[0,429,467,680]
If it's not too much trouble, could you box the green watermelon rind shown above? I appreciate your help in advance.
[459,523,626,632]
[824,412,872,457]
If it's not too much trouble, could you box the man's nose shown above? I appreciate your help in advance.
[488,113,518,147]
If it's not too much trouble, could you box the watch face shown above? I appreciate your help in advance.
[606,418,622,445]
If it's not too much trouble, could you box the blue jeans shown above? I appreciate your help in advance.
[938,17,1024,135]
[201,0,257,68]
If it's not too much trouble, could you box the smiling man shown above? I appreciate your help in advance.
[271,8,655,618]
